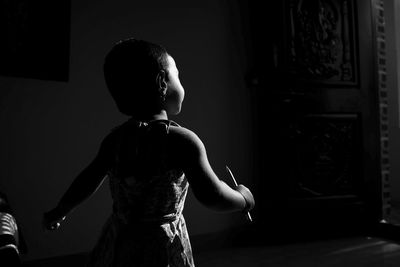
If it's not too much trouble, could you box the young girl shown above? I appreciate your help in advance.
[43,38,255,267]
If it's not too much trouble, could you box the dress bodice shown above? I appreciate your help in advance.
[107,119,189,224]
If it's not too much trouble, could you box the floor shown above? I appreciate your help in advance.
[195,236,400,267]
[21,235,400,267]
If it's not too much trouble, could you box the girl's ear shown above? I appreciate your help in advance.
[156,70,168,96]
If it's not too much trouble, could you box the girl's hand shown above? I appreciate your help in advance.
[42,208,66,231]
[236,184,255,212]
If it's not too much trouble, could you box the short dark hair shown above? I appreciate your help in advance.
[103,38,169,116]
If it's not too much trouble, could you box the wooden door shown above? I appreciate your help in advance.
[241,0,383,240]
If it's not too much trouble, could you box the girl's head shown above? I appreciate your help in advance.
[104,38,184,118]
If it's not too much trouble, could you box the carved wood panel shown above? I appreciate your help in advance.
[286,0,358,86]
[290,114,362,198]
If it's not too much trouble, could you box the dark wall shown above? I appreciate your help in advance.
[0,0,254,260]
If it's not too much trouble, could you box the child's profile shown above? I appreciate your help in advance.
[43,38,254,266]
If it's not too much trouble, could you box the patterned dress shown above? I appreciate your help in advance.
[86,119,194,267]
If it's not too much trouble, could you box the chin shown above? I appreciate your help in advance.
[171,106,181,116]
[171,110,181,116]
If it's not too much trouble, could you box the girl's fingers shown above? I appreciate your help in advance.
[50,222,61,230]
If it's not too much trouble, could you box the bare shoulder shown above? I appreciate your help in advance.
[168,125,206,157]
[169,125,200,142]
[96,126,124,162]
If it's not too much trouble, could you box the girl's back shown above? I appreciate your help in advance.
[88,119,195,267]
[108,119,188,224]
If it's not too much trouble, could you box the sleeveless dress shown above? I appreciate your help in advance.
[86,119,195,267]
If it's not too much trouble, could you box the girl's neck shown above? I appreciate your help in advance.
[133,110,168,122]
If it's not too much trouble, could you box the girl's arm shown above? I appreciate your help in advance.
[177,128,254,213]
[43,134,114,230]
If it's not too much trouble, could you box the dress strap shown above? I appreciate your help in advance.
[145,119,181,134]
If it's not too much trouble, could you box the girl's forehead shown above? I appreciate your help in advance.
[167,55,175,65]
[167,55,178,70]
